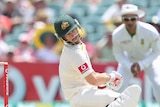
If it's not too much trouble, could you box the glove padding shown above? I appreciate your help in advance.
[106,71,123,91]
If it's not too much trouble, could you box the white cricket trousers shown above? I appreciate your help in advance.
[70,85,141,107]
[117,59,160,105]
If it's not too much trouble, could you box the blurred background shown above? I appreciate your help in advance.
[0,0,159,106]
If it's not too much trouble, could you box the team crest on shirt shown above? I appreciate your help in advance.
[141,39,144,45]
[78,63,89,74]
[61,22,70,30]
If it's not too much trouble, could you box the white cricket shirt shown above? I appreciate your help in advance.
[59,42,94,100]
[112,21,160,70]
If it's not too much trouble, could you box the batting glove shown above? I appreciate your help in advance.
[106,71,123,91]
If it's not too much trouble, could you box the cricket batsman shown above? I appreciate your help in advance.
[54,14,141,107]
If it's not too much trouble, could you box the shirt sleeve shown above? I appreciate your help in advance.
[139,31,160,70]
[112,33,133,70]
[70,49,94,78]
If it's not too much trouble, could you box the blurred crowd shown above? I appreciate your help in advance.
[0,0,159,63]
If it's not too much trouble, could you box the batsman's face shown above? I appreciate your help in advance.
[64,28,81,43]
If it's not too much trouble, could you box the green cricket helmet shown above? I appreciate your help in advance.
[54,15,78,38]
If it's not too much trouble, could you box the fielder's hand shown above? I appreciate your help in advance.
[131,63,140,77]
[106,71,123,90]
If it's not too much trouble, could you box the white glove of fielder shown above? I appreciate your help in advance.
[106,71,123,91]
